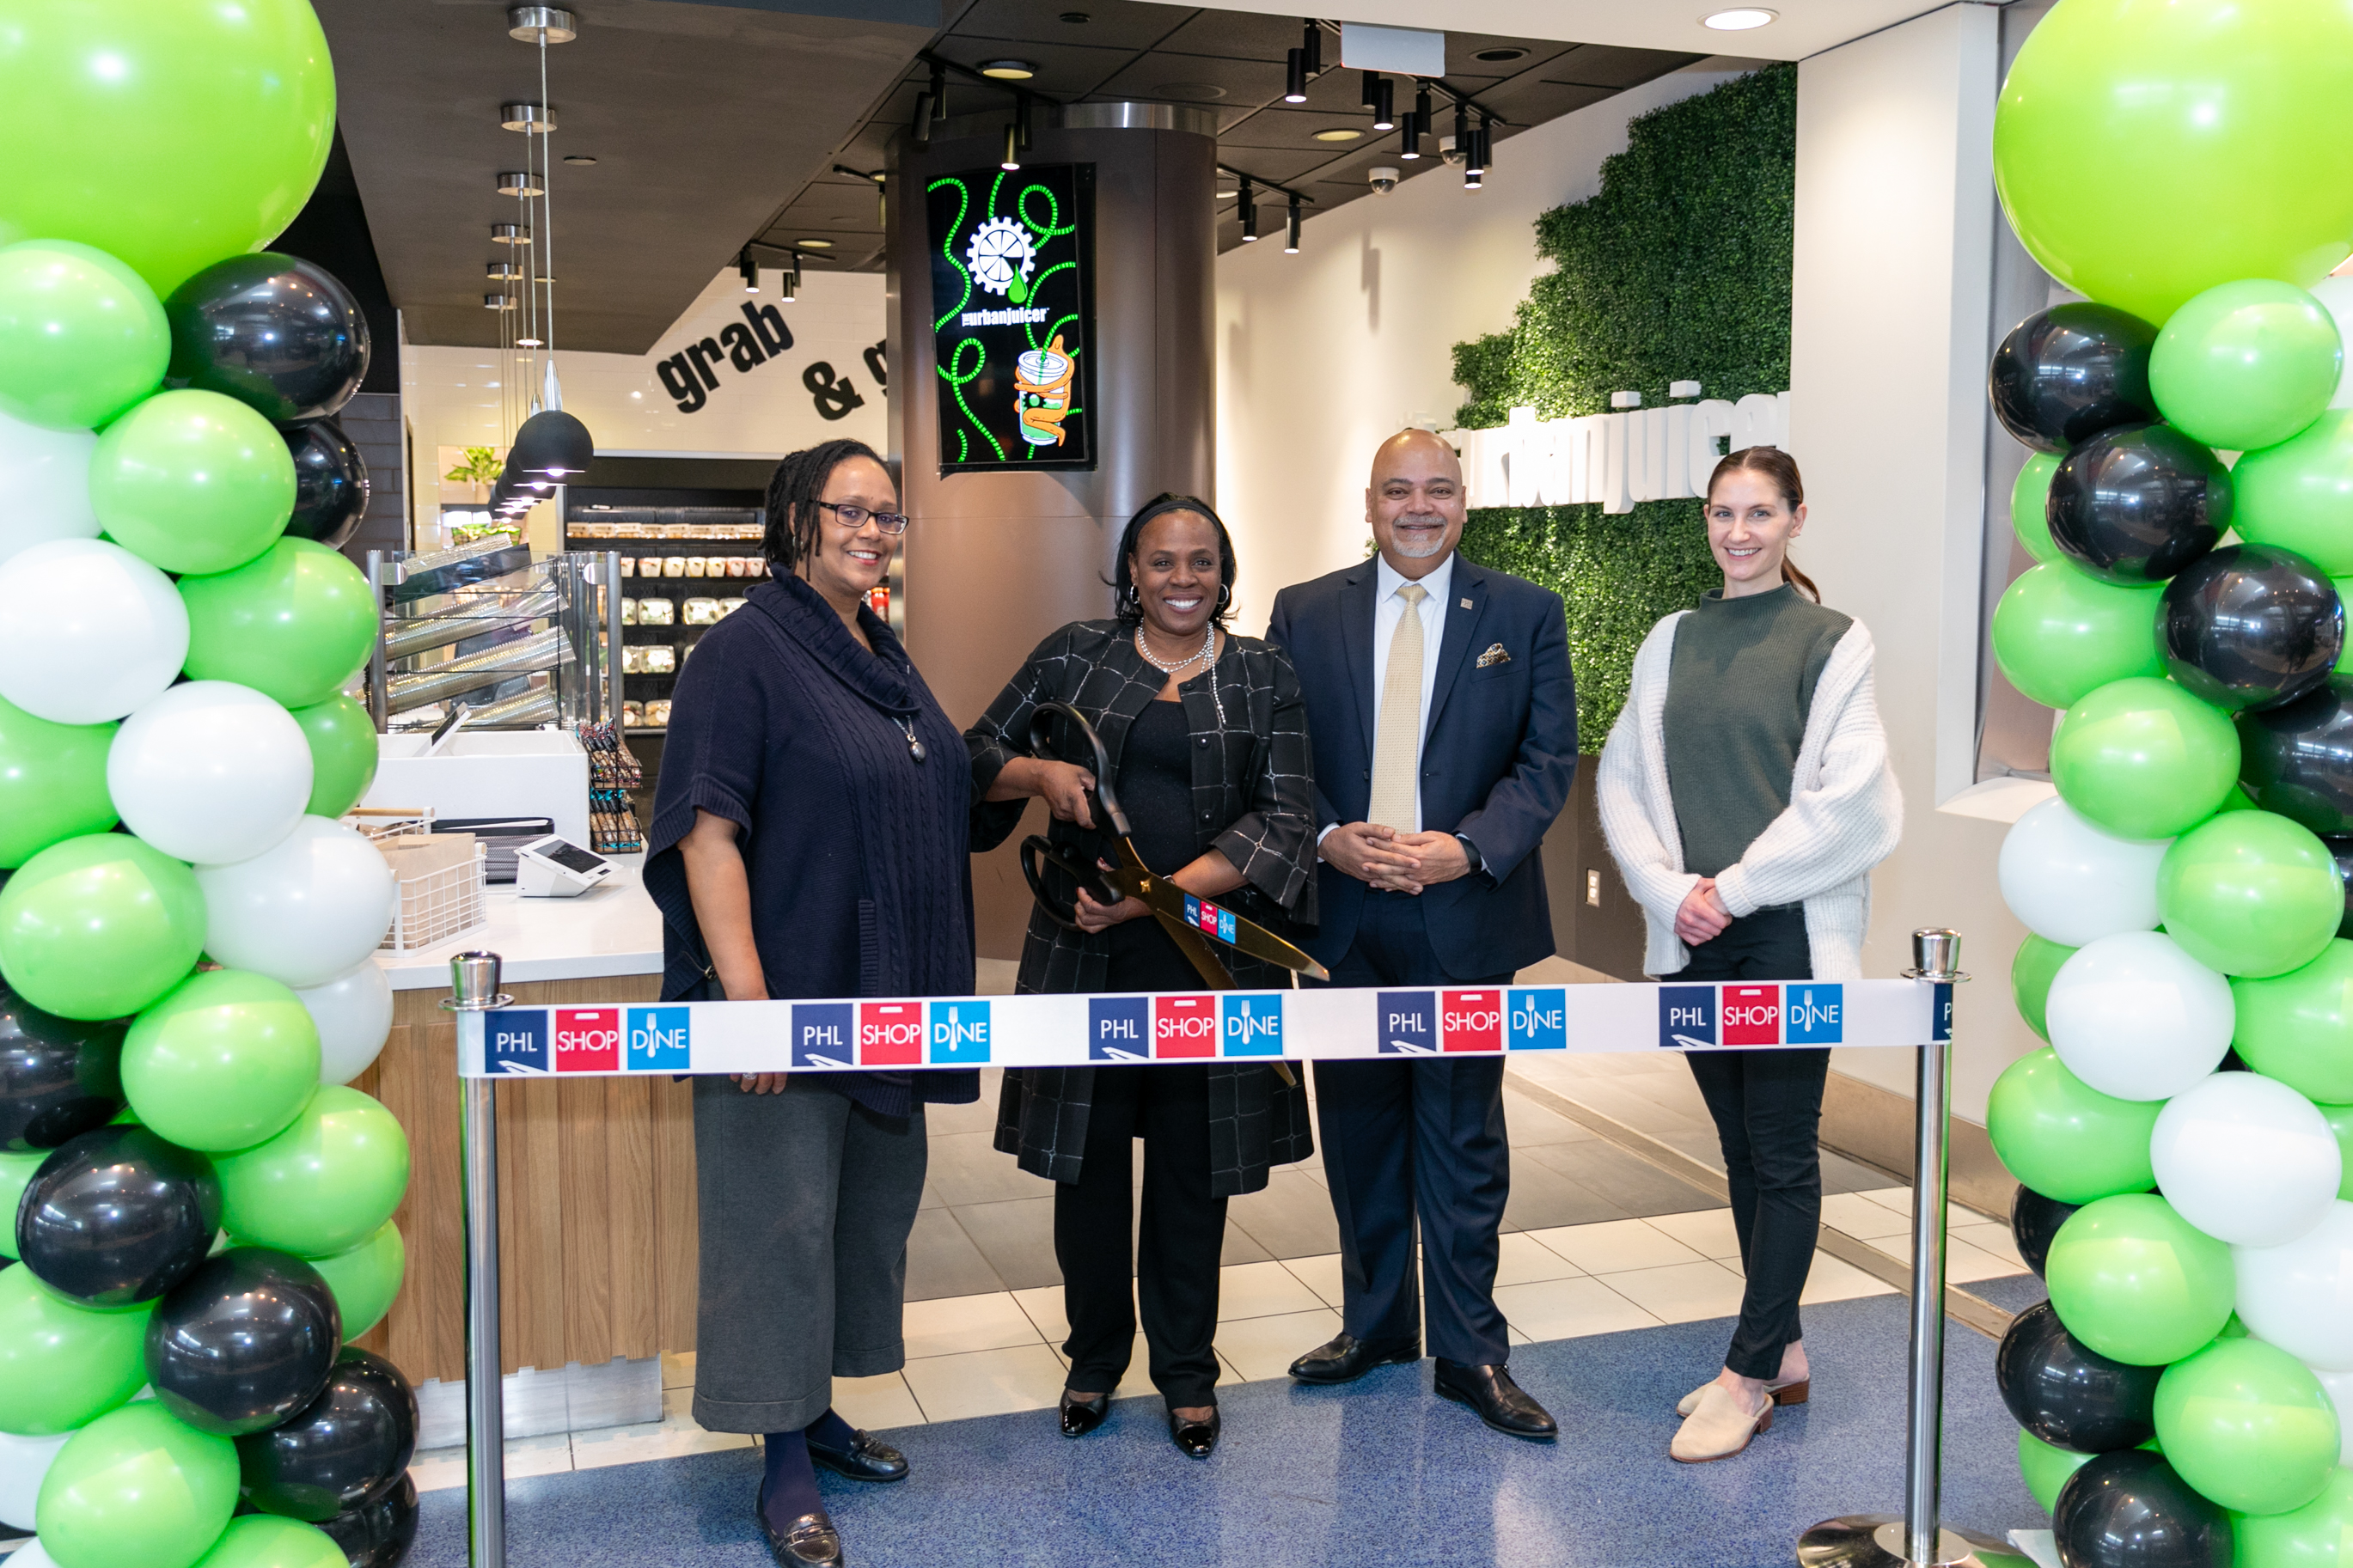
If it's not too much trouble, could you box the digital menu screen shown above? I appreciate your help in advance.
[926,163,1096,473]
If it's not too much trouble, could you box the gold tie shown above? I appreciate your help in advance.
[1367,582,1427,832]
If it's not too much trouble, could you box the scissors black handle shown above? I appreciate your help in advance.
[1018,834,1116,932]
[1025,701,1133,839]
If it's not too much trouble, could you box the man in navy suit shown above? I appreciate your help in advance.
[1266,428,1577,1440]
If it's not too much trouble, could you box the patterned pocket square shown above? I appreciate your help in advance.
[1476,644,1511,668]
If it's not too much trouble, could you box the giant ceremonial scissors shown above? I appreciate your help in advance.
[1018,701,1331,989]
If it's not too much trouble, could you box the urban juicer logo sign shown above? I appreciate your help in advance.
[926,163,1095,474]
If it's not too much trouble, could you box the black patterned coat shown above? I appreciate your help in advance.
[967,619,1318,1197]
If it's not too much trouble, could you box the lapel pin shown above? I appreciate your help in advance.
[1460,598,1472,610]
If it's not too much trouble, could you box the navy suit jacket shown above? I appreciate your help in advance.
[1267,554,1579,979]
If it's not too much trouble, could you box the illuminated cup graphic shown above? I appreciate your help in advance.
[1014,334,1077,447]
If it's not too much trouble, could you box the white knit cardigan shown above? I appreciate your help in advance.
[1595,611,1903,982]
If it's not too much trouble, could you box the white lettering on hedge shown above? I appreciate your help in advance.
[1445,387,1793,514]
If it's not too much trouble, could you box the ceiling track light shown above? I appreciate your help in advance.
[930,64,949,123]
[499,101,554,132]
[1400,104,1422,160]
[1371,76,1395,133]
[1284,48,1306,103]
[1001,119,1021,171]
[1398,82,1431,160]
[491,223,530,245]
[779,264,799,303]
[496,169,541,196]
[1360,70,1379,111]
[1284,197,1302,254]
[1239,179,1259,242]
[506,6,577,43]
[739,248,759,293]
[1471,113,1494,175]
[1301,17,1323,76]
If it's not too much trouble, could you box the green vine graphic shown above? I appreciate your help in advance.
[927,175,971,331]
[941,337,1004,461]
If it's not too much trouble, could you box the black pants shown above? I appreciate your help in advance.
[1312,890,1515,1367]
[1055,1061,1225,1406]
[1678,906,1828,1380]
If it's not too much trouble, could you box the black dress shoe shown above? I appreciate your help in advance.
[806,1427,908,1483]
[1168,1406,1221,1459]
[1288,1333,1421,1385]
[1059,1390,1110,1438]
[755,1482,845,1568]
[1433,1359,1558,1441]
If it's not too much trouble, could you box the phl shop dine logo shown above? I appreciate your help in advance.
[1375,989,1568,1053]
[486,1008,691,1073]
[1653,985,1843,1049]
[1087,994,1288,1060]
[790,1000,993,1067]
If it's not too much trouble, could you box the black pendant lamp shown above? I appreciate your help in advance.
[507,406,595,485]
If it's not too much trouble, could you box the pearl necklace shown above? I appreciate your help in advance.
[1134,624,1214,676]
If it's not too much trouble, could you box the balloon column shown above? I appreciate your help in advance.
[1988,4,2353,1566]
[0,5,420,1567]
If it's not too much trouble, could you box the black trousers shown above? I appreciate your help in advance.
[1678,906,1828,1380]
[1312,890,1515,1367]
[1054,1061,1225,1406]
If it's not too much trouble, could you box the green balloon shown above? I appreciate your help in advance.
[2236,410,2353,576]
[2150,281,2344,454]
[2218,784,2263,814]
[2013,932,2079,1042]
[0,1266,151,1434]
[2158,810,2344,978]
[36,1400,239,1568]
[0,832,205,1019]
[1988,1047,2160,1204]
[311,1220,404,1340]
[180,539,376,711]
[2234,1463,2353,1567]
[217,1085,409,1259]
[2153,1337,2340,1516]
[122,970,321,1154]
[290,694,378,820]
[2019,1427,2093,1515]
[0,1147,42,1260]
[189,1516,344,1568]
[2014,453,2063,564]
[1992,0,2353,326]
[1993,564,2167,710]
[2045,1193,2237,1367]
[2050,676,2241,840]
[0,240,169,431]
[91,391,294,576]
[0,0,335,299]
[0,693,117,868]
[2322,1103,2353,1202]
[2233,942,2353,1102]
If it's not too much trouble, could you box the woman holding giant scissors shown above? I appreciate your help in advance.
[968,493,1319,1460]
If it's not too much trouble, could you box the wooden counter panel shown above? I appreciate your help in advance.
[364,974,692,1383]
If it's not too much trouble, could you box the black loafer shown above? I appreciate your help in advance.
[1168,1406,1220,1459]
[755,1482,845,1568]
[806,1426,908,1484]
[1059,1390,1110,1438]
[1288,1333,1421,1385]
[1433,1359,1558,1441]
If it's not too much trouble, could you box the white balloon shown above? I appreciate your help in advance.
[0,1430,68,1533]
[107,681,312,865]
[2313,275,2353,411]
[2045,930,2234,1101]
[2316,1366,2353,1466]
[0,407,99,567]
[1997,796,2169,948]
[197,816,396,988]
[0,539,188,724]
[295,958,394,1085]
[2237,1199,2353,1371]
[2149,1071,2344,1246]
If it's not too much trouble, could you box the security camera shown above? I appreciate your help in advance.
[1368,166,1399,195]
[1439,134,1464,167]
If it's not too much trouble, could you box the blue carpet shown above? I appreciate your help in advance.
[406,1296,2042,1568]
[1968,1272,2048,1316]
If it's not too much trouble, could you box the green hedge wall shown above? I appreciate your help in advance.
[1452,64,1797,744]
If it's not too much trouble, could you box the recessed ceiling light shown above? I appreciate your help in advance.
[562,153,596,165]
[796,238,835,249]
[1473,46,1527,62]
[1312,127,1363,143]
[1702,8,1776,28]
[980,59,1036,79]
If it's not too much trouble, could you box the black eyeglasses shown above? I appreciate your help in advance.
[814,501,909,534]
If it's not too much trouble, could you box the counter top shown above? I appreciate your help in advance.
[371,854,664,992]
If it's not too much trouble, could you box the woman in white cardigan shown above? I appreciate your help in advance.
[1598,446,1901,1465]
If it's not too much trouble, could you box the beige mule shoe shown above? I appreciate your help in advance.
[1670,1382,1775,1463]
[1675,1375,1808,1418]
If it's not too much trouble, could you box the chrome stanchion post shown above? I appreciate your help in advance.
[443,952,512,1568]
[1798,930,2025,1568]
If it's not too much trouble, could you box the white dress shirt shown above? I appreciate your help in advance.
[1321,551,1454,841]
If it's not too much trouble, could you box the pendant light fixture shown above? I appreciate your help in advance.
[498,6,594,494]
[1285,197,1302,254]
[1238,178,1259,242]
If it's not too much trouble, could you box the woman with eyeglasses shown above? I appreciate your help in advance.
[644,438,976,1568]
[966,493,1319,1461]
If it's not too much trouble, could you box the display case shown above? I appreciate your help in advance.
[365,538,616,734]
[563,504,765,736]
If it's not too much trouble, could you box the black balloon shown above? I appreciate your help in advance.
[2011,1187,2080,1278]
[318,1473,419,1568]
[1990,303,2161,454]
[239,1347,418,1522]
[2325,836,2353,939]
[165,253,370,425]
[18,1126,219,1306]
[284,420,370,549]
[2158,544,2344,711]
[2053,1449,2233,1568]
[0,982,126,1151]
[2239,675,2353,834]
[146,1248,342,1437]
[1996,1301,2160,1452]
[2047,423,2231,585]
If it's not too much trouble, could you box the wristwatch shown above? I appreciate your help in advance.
[1455,833,1484,876]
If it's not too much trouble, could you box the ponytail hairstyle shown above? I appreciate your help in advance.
[763,437,889,572]
[1704,445,1819,603]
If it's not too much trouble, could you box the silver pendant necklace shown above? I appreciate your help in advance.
[1134,624,1214,676]
[894,715,927,763]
